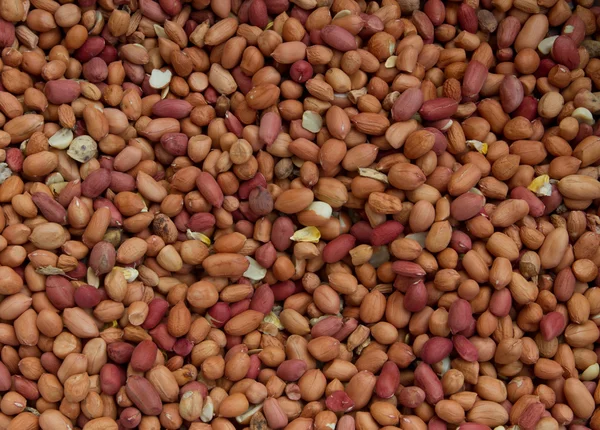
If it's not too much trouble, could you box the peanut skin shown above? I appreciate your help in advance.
[1,0,600,429]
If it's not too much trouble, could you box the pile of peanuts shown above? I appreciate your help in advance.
[2,0,600,428]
